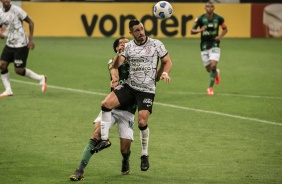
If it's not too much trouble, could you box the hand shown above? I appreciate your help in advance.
[160,72,171,83]
[0,32,6,39]
[215,36,221,41]
[110,80,118,88]
[200,26,207,32]
[28,40,35,50]
[118,45,125,53]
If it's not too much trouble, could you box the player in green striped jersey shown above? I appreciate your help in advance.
[69,37,136,181]
[191,1,228,96]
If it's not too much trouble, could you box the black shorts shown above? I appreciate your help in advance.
[0,45,29,68]
[113,84,155,114]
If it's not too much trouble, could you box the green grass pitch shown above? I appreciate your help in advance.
[0,37,281,184]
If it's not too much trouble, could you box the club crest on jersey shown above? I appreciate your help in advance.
[145,46,152,55]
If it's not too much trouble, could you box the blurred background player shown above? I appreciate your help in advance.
[69,37,136,181]
[191,1,227,96]
[0,0,46,98]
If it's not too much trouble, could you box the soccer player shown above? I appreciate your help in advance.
[93,19,172,171]
[0,0,47,98]
[191,1,227,96]
[69,37,136,181]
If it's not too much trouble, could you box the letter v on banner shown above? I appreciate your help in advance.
[81,14,99,37]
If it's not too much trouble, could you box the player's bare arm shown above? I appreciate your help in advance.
[0,25,4,39]
[156,61,165,82]
[191,25,207,35]
[159,54,172,83]
[215,24,228,41]
[110,67,119,88]
[112,44,126,69]
[24,16,35,49]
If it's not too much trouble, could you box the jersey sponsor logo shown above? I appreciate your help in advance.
[131,66,152,72]
[208,23,213,28]
[202,31,210,35]
[14,59,23,67]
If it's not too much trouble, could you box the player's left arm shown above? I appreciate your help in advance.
[215,22,228,41]
[156,60,165,82]
[24,16,35,49]
[159,54,172,83]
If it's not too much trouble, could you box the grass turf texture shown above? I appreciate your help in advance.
[0,38,281,184]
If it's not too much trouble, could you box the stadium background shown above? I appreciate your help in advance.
[8,0,282,38]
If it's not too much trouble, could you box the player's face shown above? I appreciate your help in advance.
[205,3,214,14]
[130,23,146,44]
[116,38,128,51]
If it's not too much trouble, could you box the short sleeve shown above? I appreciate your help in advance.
[155,40,168,58]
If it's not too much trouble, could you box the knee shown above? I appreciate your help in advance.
[138,112,149,127]
[0,62,7,71]
[101,100,112,111]
[14,68,25,76]
[138,120,147,127]
[120,147,130,156]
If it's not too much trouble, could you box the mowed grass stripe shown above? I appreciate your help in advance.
[9,78,282,127]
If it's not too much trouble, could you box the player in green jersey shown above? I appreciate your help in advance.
[69,37,136,181]
[191,1,228,96]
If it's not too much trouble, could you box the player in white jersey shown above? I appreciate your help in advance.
[93,19,172,172]
[0,0,47,98]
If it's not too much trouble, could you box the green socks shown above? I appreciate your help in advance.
[78,139,98,171]
[209,69,217,88]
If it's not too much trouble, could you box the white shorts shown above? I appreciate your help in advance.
[200,47,221,66]
[93,109,134,141]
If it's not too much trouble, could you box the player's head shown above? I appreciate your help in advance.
[113,37,128,53]
[205,1,215,14]
[1,0,11,7]
[129,19,146,44]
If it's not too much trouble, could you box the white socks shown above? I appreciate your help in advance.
[140,127,149,156]
[1,72,12,92]
[25,68,44,81]
[101,111,111,140]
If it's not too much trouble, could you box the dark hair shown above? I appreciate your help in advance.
[206,1,214,4]
[113,36,126,53]
[129,19,140,31]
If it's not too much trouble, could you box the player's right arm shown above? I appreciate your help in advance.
[191,17,207,35]
[0,24,5,39]
[112,41,126,69]
[112,54,125,69]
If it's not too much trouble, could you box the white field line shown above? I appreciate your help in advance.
[7,79,282,126]
[168,91,282,100]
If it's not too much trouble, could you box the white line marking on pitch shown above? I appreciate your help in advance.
[7,79,282,126]
[168,91,282,100]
